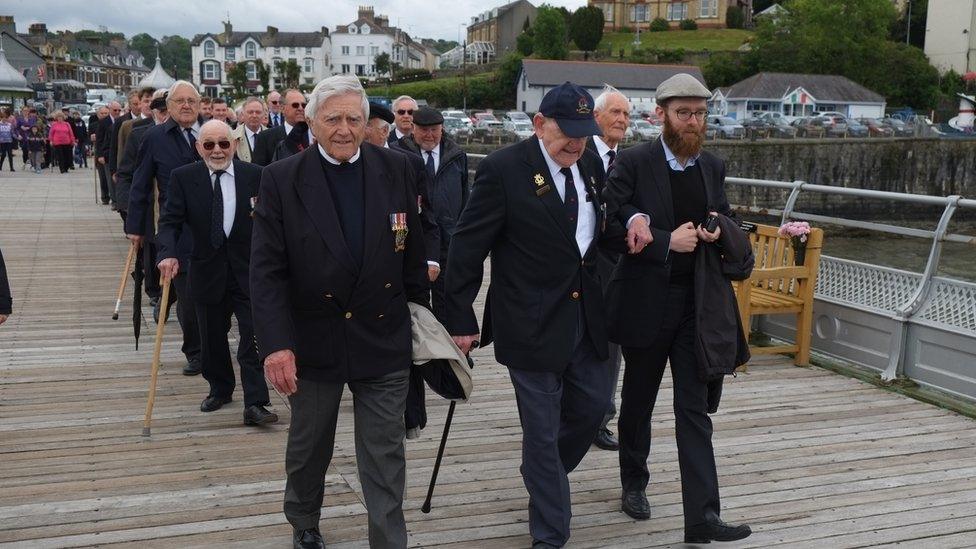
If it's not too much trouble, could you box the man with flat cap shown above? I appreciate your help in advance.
[446,82,616,548]
[364,102,395,148]
[601,73,752,543]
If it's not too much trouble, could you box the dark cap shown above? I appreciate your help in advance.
[412,106,444,126]
[368,102,394,124]
[537,81,601,138]
[150,96,167,111]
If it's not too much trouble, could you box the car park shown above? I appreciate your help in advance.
[630,119,661,141]
[707,115,745,139]
[503,119,534,140]
[858,118,894,137]
[818,115,850,138]
[882,117,914,137]
[845,118,869,138]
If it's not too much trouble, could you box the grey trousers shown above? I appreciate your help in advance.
[284,369,410,548]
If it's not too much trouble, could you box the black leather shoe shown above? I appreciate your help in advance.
[200,395,232,412]
[531,541,560,549]
[182,358,201,376]
[684,517,752,543]
[244,405,279,426]
[593,427,619,451]
[293,527,325,549]
[621,489,650,520]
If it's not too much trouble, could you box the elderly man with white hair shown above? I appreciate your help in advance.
[250,75,429,549]
[156,120,275,425]
[125,79,204,376]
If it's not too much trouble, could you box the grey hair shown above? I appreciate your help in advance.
[306,75,369,120]
[151,88,167,99]
[167,80,200,103]
[199,119,233,139]
[242,96,264,110]
[392,95,416,110]
[594,84,626,112]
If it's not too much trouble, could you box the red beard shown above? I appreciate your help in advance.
[663,116,705,160]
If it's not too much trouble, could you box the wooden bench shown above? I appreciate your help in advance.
[734,223,824,366]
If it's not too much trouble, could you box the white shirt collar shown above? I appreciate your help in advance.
[284,121,293,135]
[422,145,439,158]
[537,138,579,183]
[209,162,235,178]
[318,143,361,165]
[592,135,617,157]
[395,128,408,140]
[660,137,700,171]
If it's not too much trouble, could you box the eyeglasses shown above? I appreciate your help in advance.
[201,140,232,151]
[396,109,414,116]
[171,98,199,106]
[290,102,307,109]
[269,100,279,104]
[672,109,709,121]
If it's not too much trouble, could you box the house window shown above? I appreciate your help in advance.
[204,41,215,58]
[370,46,379,56]
[245,42,256,58]
[342,46,350,55]
[700,0,718,18]
[289,47,296,54]
[203,62,217,80]
[305,77,313,84]
[225,47,235,61]
[601,4,614,22]
[356,46,365,56]
[356,64,366,76]
[274,47,281,54]
[305,47,312,55]
[667,2,688,21]
[246,62,257,80]
[341,64,350,74]
[631,4,649,22]
[304,58,313,73]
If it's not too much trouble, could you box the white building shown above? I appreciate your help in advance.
[924,0,976,74]
[190,21,330,96]
[711,72,886,120]
[441,41,495,68]
[330,6,438,80]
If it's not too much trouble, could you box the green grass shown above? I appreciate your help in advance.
[599,28,753,56]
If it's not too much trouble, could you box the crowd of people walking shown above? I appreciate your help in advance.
[0,105,89,174]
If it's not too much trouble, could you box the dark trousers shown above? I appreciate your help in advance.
[0,142,13,170]
[195,268,269,407]
[170,269,201,362]
[600,342,622,429]
[508,317,611,547]
[284,370,409,548]
[618,283,720,528]
[55,144,72,173]
[142,242,161,299]
[97,163,110,203]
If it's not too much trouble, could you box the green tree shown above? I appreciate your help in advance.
[533,5,569,60]
[375,52,391,77]
[159,35,191,80]
[128,33,157,65]
[649,18,669,32]
[226,62,248,98]
[889,0,927,49]
[702,52,752,88]
[570,6,604,53]
[255,59,270,92]
[726,6,745,29]
[497,53,524,96]
[866,41,940,108]
[274,59,301,88]
[74,30,124,45]
[516,30,535,56]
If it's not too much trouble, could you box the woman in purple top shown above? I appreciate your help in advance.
[0,108,14,171]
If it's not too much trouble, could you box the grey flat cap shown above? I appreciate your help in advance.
[655,73,711,101]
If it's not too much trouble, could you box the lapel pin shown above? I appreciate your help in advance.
[533,173,545,187]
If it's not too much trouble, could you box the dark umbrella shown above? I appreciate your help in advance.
[131,246,144,349]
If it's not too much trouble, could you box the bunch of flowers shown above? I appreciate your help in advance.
[778,221,811,244]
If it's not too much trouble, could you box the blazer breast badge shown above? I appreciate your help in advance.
[390,212,408,252]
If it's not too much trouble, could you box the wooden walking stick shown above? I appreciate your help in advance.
[142,275,172,437]
[112,242,136,320]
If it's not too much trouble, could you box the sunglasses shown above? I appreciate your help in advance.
[396,109,414,115]
[201,140,232,151]
[269,100,279,104]
[290,102,307,109]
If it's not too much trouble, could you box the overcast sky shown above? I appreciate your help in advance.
[6,0,588,42]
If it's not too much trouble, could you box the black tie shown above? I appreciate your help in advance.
[425,151,435,178]
[211,170,225,249]
[607,149,616,172]
[559,167,578,233]
[184,127,196,150]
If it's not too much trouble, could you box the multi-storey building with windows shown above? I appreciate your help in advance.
[331,6,438,80]
[589,0,751,31]
[190,21,330,96]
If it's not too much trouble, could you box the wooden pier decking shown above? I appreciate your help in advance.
[2,168,976,548]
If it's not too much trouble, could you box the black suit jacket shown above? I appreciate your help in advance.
[445,136,610,372]
[0,245,10,315]
[601,138,733,347]
[115,118,154,215]
[95,116,114,160]
[157,160,260,304]
[125,119,200,259]
[249,145,429,382]
[251,125,285,166]
[109,112,133,174]
[387,141,442,264]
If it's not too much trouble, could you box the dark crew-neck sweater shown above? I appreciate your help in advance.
[669,162,707,285]
[319,154,365,266]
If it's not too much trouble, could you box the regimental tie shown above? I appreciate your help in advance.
[559,167,578,233]
[185,127,196,149]
[607,149,616,172]
[425,151,435,179]
[211,170,226,249]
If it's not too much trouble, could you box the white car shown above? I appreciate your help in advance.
[631,119,661,140]
[441,110,472,129]
[707,115,745,139]
[503,120,533,139]
[505,110,531,122]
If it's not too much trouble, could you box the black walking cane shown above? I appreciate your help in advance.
[421,343,476,514]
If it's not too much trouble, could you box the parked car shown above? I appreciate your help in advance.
[707,115,745,139]
[882,117,914,137]
[441,110,472,129]
[442,116,470,139]
[818,115,850,138]
[845,118,869,138]
[858,117,894,137]
[630,119,661,141]
[767,117,797,138]
[503,110,530,123]
[791,117,826,138]
[502,119,534,140]
[759,111,797,124]
[740,117,772,139]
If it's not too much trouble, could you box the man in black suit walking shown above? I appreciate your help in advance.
[446,82,614,549]
[95,101,120,206]
[601,73,751,543]
[250,75,429,549]
[156,120,276,425]
[251,89,309,166]
[125,80,204,376]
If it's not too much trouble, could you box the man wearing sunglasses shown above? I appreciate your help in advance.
[252,89,309,166]
[266,91,283,128]
[387,95,417,146]
[156,119,276,426]
[601,73,751,543]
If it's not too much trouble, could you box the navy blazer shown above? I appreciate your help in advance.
[445,136,612,373]
[157,159,260,304]
[249,145,430,382]
[124,119,200,259]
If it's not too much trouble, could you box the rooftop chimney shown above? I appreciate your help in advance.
[375,14,389,28]
[28,22,47,36]
[358,5,375,22]
[266,25,278,36]
[223,20,233,37]
[0,15,15,36]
